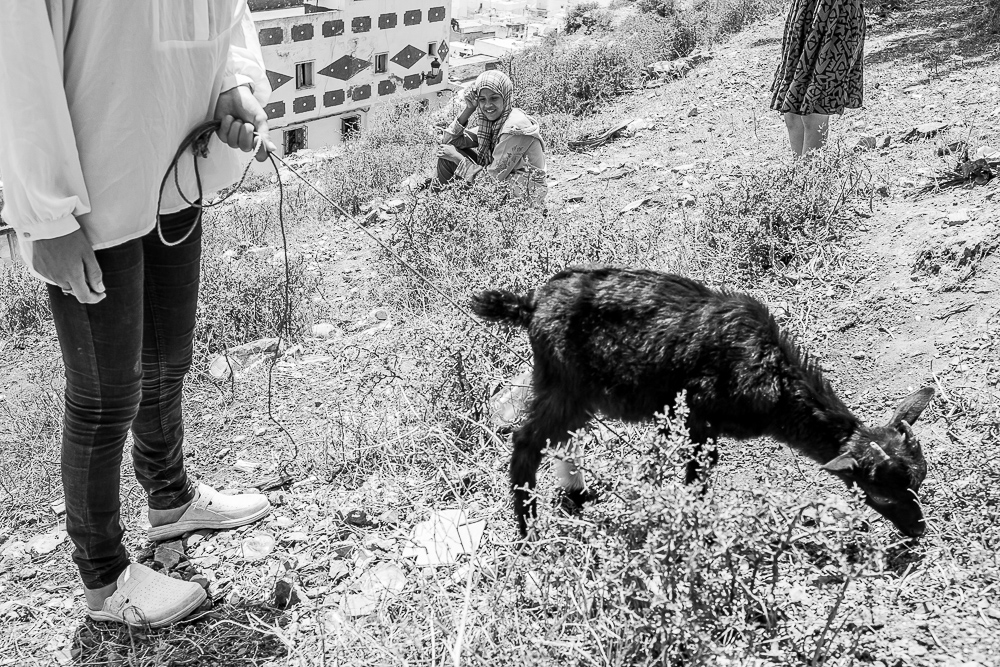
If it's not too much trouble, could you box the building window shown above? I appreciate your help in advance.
[342,115,361,140]
[295,61,314,89]
[284,127,307,154]
[374,53,388,74]
[427,42,437,57]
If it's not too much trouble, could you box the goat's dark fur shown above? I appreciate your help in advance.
[471,267,934,538]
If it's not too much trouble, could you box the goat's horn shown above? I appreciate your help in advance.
[869,441,891,463]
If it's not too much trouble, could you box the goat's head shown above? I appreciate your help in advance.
[820,387,935,538]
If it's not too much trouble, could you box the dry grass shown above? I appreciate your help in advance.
[4,2,1000,666]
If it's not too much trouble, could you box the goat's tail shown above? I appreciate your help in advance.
[470,289,535,328]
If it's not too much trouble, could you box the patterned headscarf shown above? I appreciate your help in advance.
[473,71,515,166]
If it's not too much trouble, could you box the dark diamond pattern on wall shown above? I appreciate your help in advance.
[324,90,346,107]
[378,79,397,96]
[291,23,314,41]
[352,16,371,33]
[322,19,344,37]
[264,101,285,119]
[379,13,397,29]
[266,70,293,91]
[428,6,446,22]
[350,85,371,101]
[403,10,421,25]
[258,27,283,46]
[293,96,316,113]
[403,74,423,90]
[318,55,371,81]
[390,44,425,69]
[437,41,450,61]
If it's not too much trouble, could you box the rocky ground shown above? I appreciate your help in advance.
[1,0,998,665]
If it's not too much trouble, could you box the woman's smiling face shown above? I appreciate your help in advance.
[477,87,505,121]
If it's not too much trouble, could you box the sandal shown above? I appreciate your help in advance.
[87,563,206,628]
[148,484,271,542]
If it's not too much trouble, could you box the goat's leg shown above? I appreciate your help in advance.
[553,446,599,514]
[683,435,719,486]
[510,396,588,537]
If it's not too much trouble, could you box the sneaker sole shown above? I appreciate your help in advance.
[147,504,272,542]
[87,587,207,629]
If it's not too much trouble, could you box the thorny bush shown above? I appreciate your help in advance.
[516,403,890,665]
[698,150,877,282]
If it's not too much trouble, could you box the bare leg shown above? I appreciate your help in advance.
[783,113,806,157]
[802,113,830,155]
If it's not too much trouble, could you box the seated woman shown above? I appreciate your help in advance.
[436,71,547,206]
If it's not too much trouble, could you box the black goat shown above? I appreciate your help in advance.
[471,267,934,538]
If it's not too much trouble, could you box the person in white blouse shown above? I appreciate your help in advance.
[0,2,279,628]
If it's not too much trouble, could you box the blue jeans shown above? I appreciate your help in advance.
[48,207,200,589]
[435,146,479,185]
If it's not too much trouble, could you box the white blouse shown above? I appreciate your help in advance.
[0,0,270,275]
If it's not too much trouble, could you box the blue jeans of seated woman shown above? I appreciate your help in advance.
[435,146,479,185]
[48,207,200,589]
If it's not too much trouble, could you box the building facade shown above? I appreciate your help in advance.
[251,0,452,156]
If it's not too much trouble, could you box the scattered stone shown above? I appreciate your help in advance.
[190,575,210,591]
[26,528,67,555]
[154,540,184,569]
[274,516,294,529]
[50,500,66,516]
[381,199,406,214]
[209,354,239,380]
[345,510,371,527]
[186,531,209,548]
[946,208,971,225]
[18,567,38,580]
[620,197,651,215]
[253,473,295,492]
[377,509,401,526]
[877,135,891,149]
[687,106,699,117]
[241,532,276,562]
[312,322,336,338]
[283,531,309,544]
[855,136,877,151]
[332,542,355,559]
[273,577,301,609]
[329,560,350,583]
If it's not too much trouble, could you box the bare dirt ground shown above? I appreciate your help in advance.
[1,0,998,665]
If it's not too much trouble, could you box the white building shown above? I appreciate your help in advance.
[251,0,452,156]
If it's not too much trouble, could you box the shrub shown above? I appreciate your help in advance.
[503,37,642,115]
[988,0,1000,34]
[636,0,676,18]
[0,263,50,338]
[696,150,874,282]
[516,406,885,664]
[196,200,320,356]
[504,11,707,116]
[564,1,614,34]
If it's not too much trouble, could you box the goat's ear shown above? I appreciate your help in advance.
[820,453,858,475]
[887,387,935,428]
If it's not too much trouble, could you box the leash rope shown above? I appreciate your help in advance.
[158,120,297,468]
[157,120,532,467]
[265,149,532,366]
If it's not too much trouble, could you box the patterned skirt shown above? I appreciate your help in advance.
[770,0,867,116]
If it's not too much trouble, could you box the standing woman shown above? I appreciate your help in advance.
[770,0,866,156]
